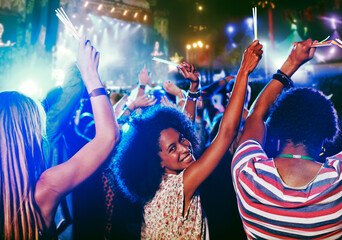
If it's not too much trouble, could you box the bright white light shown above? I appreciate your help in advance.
[123,10,128,16]
[205,44,209,49]
[246,17,253,30]
[331,18,336,29]
[72,14,76,19]
[330,47,336,54]
[134,12,138,18]
[232,42,237,48]
[84,1,89,7]
[226,25,235,35]
[193,43,198,48]
[19,80,40,97]
[186,44,191,50]
[198,5,203,11]
[52,69,65,86]
[143,14,148,21]
[110,7,115,13]
[197,41,203,48]
[97,4,103,11]
[315,53,325,62]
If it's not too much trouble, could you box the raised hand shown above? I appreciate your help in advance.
[281,39,317,77]
[163,80,183,98]
[77,36,100,90]
[240,40,263,75]
[177,62,200,82]
[139,65,151,86]
[129,94,157,110]
[289,39,317,67]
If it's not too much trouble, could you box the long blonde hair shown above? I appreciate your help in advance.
[0,91,46,240]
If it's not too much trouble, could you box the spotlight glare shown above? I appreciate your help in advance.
[134,12,138,18]
[143,14,148,21]
[198,5,203,11]
[205,44,209,49]
[123,10,128,16]
[110,7,115,13]
[331,18,336,30]
[72,14,76,19]
[193,43,198,48]
[97,4,103,11]
[84,1,89,7]
[197,41,203,48]
[186,44,191,50]
[19,80,40,97]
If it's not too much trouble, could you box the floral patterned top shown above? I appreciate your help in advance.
[141,170,208,240]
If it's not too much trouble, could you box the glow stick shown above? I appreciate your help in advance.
[332,40,342,49]
[55,8,80,40]
[56,9,79,39]
[318,36,330,43]
[336,39,342,45]
[311,40,333,47]
[252,7,257,40]
[152,57,179,66]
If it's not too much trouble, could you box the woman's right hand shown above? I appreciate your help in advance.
[240,40,263,74]
[77,36,101,90]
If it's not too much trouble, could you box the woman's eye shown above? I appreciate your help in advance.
[169,146,176,153]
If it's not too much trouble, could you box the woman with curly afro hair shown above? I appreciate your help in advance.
[232,39,341,239]
[112,41,263,239]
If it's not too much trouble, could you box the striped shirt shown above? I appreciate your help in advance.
[232,139,342,240]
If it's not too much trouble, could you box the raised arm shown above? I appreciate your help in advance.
[238,39,317,146]
[183,40,263,201]
[178,62,200,123]
[36,37,119,214]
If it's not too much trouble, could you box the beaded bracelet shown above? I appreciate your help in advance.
[272,69,294,89]
[187,96,198,102]
[89,88,107,98]
[187,90,201,99]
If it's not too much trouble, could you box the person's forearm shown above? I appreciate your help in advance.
[184,81,199,122]
[219,69,248,137]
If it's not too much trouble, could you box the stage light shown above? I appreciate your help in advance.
[330,47,336,54]
[19,80,40,98]
[143,14,148,21]
[197,41,203,48]
[186,44,191,50]
[72,14,76,19]
[193,43,198,48]
[97,4,103,11]
[84,1,89,7]
[246,17,253,30]
[134,12,138,18]
[226,24,235,36]
[198,5,203,11]
[123,10,128,16]
[331,18,336,30]
[110,7,115,13]
[205,44,209,49]
[232,42,237,48]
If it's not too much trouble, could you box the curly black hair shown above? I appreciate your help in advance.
[111,105,199,204]
[267,87,339,153]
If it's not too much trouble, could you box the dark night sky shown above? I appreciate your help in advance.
[153,0,342,57]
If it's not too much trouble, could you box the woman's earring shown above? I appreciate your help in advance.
[277,139,280,152]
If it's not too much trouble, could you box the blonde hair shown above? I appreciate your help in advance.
[0,91,46,240]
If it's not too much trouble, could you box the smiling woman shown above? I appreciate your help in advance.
[111,40,263,240]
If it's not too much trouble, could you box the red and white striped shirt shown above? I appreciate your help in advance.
[232,139,342,240]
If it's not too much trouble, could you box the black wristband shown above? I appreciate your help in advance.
[89,88,107,98]
[272,70,294,89]
[187,90,201,99]
[139,85,146,89]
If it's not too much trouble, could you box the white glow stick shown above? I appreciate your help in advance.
[152,57,179,66]
[253,7,257,40]
[55,8,80,40]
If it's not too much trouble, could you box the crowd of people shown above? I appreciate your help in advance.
[0,36,341,240]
